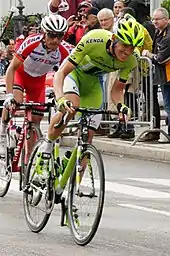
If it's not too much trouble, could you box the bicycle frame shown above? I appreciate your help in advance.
[53,113,94,197]
[9,108,31,173]
[53,107,120,198]
[53,140,77,195]
[9,102,51,173]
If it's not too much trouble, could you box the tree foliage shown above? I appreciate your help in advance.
[0,13,43,40]
[161,0,170,17]
[0,16,14,39]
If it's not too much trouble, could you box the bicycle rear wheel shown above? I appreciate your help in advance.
[20,123,42,190]
[23,138,55,233]
[68,144,105,246]
[0,134,13,197]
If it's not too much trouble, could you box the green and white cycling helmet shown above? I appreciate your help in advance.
[114,14,144,47]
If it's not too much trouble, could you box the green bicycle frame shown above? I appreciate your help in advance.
[53,140,83,196]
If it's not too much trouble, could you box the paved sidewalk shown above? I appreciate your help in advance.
[61,124,170,163]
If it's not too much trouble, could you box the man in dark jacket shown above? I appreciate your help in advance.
[142,7,170,141]
[91,0,114,11]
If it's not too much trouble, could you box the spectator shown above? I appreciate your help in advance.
[142,7,170,142]
[86,7,100,31]
[91,0,114,11]
[6,39,15,63]
[66,1,92,45]
[48,0,83,19]
[97,8,114,31]
[124,0,149,24]
[0,49,10,73]
[113,0,125,22]
[15,23,40,50]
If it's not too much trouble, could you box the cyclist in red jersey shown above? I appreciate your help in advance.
[0,14,73,157]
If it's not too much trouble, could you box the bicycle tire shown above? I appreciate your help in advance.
[0,134,12,197]
[23,138,55,233]
[20,123,42,191]
[68,144,105,246]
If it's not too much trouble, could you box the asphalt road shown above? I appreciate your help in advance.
[1,153,170,256]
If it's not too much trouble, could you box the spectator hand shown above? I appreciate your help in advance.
[142,50,150,57]
[67,15,79,27]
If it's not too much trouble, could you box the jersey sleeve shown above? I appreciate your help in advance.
[118,55,137,83]
[15,35,42,62]
[59,41,74,64]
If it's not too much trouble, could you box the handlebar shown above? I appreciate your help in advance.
[73,107,118,115]
[15,102,54,112]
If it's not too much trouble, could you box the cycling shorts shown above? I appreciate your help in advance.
[63,69,104,130]
[14,69,46,104]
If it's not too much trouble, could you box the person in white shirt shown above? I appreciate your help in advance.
[97,8,114,32]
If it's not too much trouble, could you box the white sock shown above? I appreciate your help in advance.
[39,136,55,154]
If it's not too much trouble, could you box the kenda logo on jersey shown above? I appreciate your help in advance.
[86,38,104,44]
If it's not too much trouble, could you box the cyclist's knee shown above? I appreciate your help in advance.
[31,115,42,124]
[64,93,80,107]
[13,89,23,103]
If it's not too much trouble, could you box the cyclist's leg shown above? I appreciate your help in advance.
[48,74,80,140]
[0,71,24,155]
[24,75,46,161]
[36,73,80,162]
[79,74,103,144]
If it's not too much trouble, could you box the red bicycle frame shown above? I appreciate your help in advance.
[8,102,50,173]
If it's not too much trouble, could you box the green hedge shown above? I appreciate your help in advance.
[161,0,170,16]
[0,13,43,40]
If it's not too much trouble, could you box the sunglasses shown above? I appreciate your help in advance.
[47,32,65,39]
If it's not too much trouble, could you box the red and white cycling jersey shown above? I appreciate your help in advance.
[15,34,74,77]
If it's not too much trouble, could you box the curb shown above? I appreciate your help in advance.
[60,136,170,163]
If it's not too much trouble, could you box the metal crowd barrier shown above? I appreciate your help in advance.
[100,56,170,146]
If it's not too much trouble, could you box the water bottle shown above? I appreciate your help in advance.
[61,150,72,174]
[10,124,17,148]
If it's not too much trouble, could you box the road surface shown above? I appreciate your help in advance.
[0,153,170,256]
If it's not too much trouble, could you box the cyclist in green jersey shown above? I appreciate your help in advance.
[38,14,144,161]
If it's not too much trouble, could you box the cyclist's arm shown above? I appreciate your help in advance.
[5,56,22,94]
[112,55,137,105]
[5,35,41,94]
[54,33,89,100]
[53,59,76,99]
[111,79,126,105]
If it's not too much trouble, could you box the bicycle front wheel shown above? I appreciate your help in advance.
[68,144,105,246]
[23,138,55,233]
[20,123,42,190]
[0,135,13,197]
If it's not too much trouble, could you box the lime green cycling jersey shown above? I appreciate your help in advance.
[68,29,137,82]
